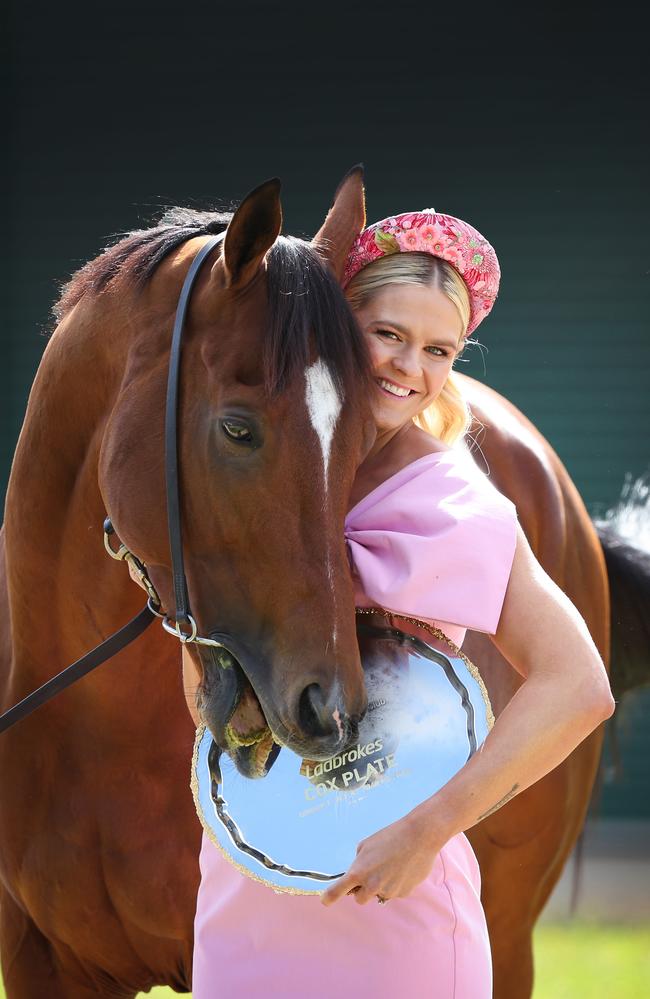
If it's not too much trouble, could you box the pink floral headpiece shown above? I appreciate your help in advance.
[342,210,500,335]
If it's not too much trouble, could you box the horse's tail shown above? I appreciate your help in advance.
[594,473,650,701]
[568,475,650,915]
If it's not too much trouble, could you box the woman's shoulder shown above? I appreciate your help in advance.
[396,426,514,504]
[349,426,451,510]
[396,425,452,463]
[349,425,513,517]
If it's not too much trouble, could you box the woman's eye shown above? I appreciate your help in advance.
[221,420,254,444]
[425,346,447,357]
[375,329,400,340]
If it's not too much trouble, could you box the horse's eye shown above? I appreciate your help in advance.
[221,419,254,444]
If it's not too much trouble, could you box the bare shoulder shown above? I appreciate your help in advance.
[402,425,452,461]
[383,424,455,475]
[372,425,452,479]
[349,426,452,509]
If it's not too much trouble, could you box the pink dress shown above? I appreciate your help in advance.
[193,449,518,999]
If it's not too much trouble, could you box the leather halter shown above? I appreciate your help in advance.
[0,233,226,734]
[164,234,226,642]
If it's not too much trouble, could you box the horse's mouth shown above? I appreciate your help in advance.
[200,647,282,780]
[225,679,282,779]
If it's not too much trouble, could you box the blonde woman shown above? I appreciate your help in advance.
[190,210,614,998]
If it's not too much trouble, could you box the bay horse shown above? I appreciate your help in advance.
[0,170,638,999]
[0,171,376,997]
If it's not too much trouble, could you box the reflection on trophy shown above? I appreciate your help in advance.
[299,625,409,794]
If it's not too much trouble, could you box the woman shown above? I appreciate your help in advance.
[188,210,614,998]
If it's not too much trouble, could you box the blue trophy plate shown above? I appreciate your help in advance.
[191,611,493,894]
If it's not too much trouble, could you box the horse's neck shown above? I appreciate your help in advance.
[4,296,141,676]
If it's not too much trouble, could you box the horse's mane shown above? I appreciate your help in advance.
[53,208,371,396]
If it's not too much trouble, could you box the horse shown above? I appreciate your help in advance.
[0,170,376,997]
[0,170,641,999]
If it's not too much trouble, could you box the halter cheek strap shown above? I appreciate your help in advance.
[109,230,228,649]
[164,233,226,640]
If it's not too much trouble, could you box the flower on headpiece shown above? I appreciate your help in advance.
[396,228,420,250]
[443,246,466,273]
[419,224,438,245]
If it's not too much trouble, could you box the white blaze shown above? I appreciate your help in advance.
[304,359,344,661]
[304,359,342,486]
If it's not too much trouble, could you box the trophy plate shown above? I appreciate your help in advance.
[192,613,492,894]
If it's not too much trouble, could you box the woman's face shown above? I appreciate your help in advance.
[353,282,464,434]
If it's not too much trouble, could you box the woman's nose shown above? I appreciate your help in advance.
[393,346,422,378]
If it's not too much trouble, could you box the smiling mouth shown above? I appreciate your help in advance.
[376,377,417,398]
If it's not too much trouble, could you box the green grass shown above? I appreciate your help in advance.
[531,924,650,998]
[3,925,650,997]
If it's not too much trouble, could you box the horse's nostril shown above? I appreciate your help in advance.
[298,683,339,740]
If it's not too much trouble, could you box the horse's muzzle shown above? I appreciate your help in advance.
[197,635,362,779]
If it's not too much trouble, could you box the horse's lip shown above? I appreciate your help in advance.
[232,737,282,779]
[203,632,283,771]
[199,639,244,729]
[207,632,287,737]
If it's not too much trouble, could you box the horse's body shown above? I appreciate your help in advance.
[460,376,610,999]
[0,176,630,999]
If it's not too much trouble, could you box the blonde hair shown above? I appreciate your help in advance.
[345,253,472,445]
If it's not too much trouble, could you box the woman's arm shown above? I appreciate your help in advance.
[322,523,615,905]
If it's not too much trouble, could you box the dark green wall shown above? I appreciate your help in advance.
[4,2,649,816]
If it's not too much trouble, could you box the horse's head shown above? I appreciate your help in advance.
[99,169,376,777]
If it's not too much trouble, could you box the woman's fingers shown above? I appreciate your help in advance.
[350,885,378,905]
[320,871,360,906]
[321,870,386,907]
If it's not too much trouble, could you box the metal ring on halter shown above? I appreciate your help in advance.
[163,614,198,644]
[161,615,226,648]
[377,896,388,905]
[147,597,165,620]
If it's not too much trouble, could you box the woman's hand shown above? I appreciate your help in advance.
[320,810,442,907]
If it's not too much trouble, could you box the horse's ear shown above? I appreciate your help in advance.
[222,178,283,288]
[312,165,366,281]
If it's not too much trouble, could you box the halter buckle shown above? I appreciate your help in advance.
[103,518,162,611]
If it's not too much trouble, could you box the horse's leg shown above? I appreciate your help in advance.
[1,889,137,999]
[464,635,605,999]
